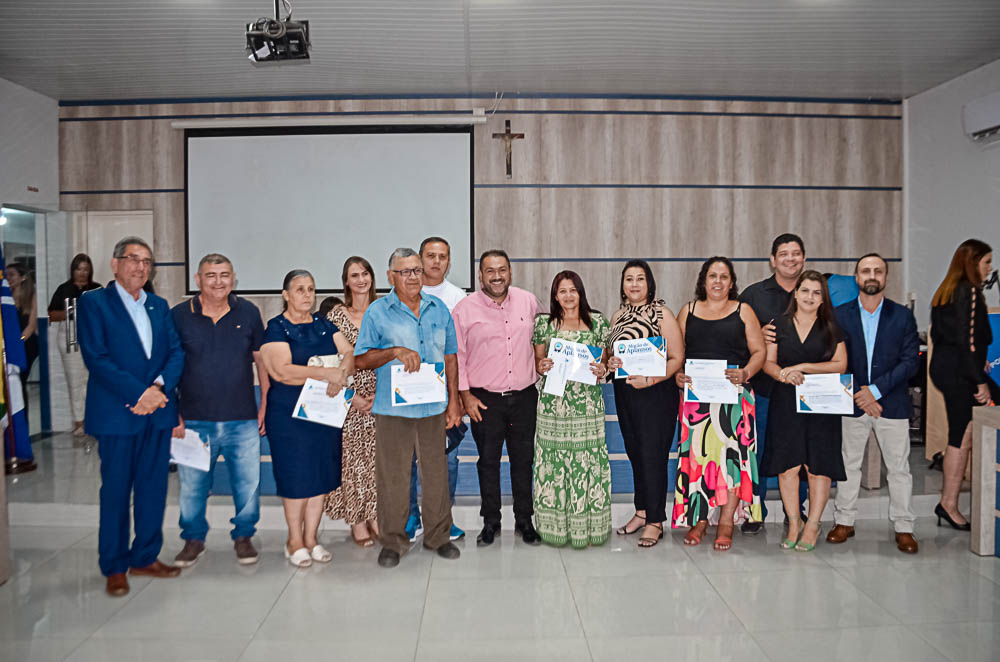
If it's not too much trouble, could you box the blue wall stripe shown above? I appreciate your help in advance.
[60,110,478,123]
[476,183,900,191]
[59,108,899,122]
[995,516,1000,558]
[38,319,51,433]
[505,257,901,264]
[59,92,903,107]
[61,188,184,195]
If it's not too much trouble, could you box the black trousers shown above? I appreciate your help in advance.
[613,379,680,523]
[469,386,538,525]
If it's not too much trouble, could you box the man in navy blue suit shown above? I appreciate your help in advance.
[78,236,185,596]
[828,253,920,554]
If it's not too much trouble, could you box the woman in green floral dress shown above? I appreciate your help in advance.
[532,270,612,548]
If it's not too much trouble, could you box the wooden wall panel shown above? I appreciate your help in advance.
[58,95,902,314]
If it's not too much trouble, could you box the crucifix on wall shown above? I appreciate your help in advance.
[491,119,524,179]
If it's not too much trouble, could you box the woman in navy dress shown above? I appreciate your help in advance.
[260,269,355,567]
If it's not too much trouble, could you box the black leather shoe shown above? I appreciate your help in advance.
[740,521,764,535]
[432,542,461,560]
[377,548,400,568]
[515,520,541,545]
[477,522,501,547]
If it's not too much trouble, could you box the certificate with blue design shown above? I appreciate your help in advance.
[543,338,604,397]
[293,378,355,428]
[391,362,447,407]
[684,359,738,404]
[795,374,853,414]
[614,336,667,378]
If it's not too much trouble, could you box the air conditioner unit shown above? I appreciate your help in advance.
[963,90,1000,146]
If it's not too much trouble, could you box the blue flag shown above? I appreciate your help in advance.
[0,245,33,462]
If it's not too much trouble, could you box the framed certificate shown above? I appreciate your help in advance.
[391,362,447,406]
[796,374,854,415]
[684,359,738,404]
[614,336,667,378]
[292,378,355,428]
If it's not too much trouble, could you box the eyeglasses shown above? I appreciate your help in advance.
[391,268,424,278]
[120,254,153,267]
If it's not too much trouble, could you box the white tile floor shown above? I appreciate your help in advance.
[1,517,998,662]
[2,432,996,661]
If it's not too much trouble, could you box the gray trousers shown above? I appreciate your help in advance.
[835,415,916,533]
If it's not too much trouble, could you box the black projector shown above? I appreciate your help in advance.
[246,17,310,63]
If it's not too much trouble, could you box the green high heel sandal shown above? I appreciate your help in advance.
[795,522,820,552]
[781,518,803,550]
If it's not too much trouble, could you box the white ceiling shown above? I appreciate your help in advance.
[1,0,999,102]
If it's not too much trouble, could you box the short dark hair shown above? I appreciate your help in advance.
[478,249,510,268]
[854,252,888,274]
[771,233,805,257]
[695,257,739,301]
[619,259,656,305]
[197,253,232,272]
[419,236,450,256]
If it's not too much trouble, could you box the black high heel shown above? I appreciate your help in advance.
[935,503,971,531]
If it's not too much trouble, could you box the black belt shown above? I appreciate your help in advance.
[472,385,534,398]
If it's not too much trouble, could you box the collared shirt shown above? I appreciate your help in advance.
[354,288,457,418]
[858,296,884,401]
[115,280,152,358]
[171,293,265,421]
[452,287,538,392]
[739,274,794,397]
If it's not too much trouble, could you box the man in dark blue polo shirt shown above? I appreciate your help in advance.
[170,254,269,566]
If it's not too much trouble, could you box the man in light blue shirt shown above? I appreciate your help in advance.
[354,247,463,568]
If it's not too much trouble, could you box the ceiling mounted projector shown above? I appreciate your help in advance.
[246,0,310,64]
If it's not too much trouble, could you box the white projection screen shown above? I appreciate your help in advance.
[185,126,473,294]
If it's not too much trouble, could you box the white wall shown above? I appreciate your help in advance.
[0,77,58,210]
[906,58,1000,329]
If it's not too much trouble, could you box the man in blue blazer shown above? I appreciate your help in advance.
[78,236,185,596]
[828,254,920,554]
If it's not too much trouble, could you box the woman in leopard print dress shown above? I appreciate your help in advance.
[324,257,379,545]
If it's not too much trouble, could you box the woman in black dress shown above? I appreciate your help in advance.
[762,270,847,551]
[929,239,994,530]
[260,269,355,567]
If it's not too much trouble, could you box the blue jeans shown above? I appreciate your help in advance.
[409,425,463,520]
[177,419,261,541]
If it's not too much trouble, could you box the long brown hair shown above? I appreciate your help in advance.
[548,270,594,329]
[6,264,35,313]
[341,256,377,308]
[931,238,992,306]
[784,270,838,360]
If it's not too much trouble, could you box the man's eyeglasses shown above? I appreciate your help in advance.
[120,254,153,268]
[391,268,424,278]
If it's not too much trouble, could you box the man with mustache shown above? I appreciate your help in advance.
[829,253,920,553]
[452,249,542,545]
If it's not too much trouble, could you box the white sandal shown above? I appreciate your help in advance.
[310,544,332,563]
[284,546,313,568]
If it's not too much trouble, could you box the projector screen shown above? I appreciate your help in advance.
[185,126,473,294]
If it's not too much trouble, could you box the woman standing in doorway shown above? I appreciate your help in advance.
[48,254,100,436]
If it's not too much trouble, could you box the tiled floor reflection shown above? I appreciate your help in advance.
[2,433,994,661]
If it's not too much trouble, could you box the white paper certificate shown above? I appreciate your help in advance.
[614,336,667,378]
[542,338,604,397]
[796,374,854,414]
[293,378,354,428]
[170,429,211,472]
[391,362,447,407]
[684,359,739,404]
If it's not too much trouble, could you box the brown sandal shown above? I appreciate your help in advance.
[616,514,646,536]
[684,521,707,546]
[638,523,664,548]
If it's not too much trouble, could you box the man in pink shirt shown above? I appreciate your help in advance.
[452,249,541,546]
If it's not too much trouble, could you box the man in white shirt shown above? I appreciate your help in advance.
[406,236,467,542]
